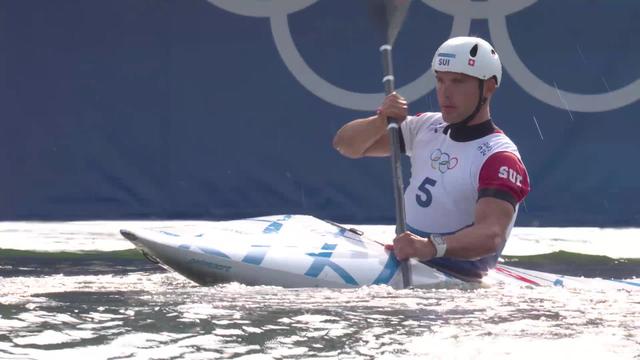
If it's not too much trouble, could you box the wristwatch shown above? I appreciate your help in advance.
[429,234,447,258]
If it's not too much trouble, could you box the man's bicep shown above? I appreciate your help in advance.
[474,197,515,234]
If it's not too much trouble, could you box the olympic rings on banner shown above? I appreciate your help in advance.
[208,0,640,112]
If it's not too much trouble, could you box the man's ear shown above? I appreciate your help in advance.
[484,77,498,98]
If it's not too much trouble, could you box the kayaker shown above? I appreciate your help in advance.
[332,36,530,280]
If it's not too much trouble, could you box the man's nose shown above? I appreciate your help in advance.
[439,84,451,99]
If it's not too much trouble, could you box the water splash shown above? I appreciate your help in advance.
[553,81,576,122]
[532,115,544,141]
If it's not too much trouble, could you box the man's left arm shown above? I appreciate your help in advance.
[433,197,515,260]
[391,151,530,261]
[438,150,531,259]
[391,196,516,261]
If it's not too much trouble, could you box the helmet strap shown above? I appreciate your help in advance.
[444,79,487,135]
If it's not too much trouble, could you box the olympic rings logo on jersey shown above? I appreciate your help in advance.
[430,149,458,174]
[208,0,640,113]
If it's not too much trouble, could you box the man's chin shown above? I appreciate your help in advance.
[440,113,459,124]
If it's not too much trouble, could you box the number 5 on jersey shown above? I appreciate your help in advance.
[416,177,437,208]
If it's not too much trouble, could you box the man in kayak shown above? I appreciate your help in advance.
[332,36,530,280]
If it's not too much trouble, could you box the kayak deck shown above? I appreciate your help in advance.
[120,215,639,290]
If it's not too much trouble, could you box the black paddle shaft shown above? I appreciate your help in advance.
[368,0,413,289]
[380,44,412,289]
[380,44,407,236]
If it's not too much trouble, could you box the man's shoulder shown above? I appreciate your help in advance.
[405,112,444,131]
[411,112,443,122]
[473,132,521,160]
[483,127,519,147]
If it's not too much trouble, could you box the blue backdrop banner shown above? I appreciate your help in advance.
[1,0,639,226]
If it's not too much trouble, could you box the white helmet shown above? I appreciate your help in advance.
[432,36,502,86]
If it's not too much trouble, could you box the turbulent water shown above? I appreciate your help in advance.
[1,221,639,359]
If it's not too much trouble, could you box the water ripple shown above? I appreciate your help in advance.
[1,272,638,359]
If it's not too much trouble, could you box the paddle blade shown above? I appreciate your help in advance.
[367,0,412,45]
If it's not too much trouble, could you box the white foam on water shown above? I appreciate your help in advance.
[12,329,95,346]
[0,277,637,359]
[400,331,639,360]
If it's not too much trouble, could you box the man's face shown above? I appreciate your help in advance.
[435,71,483,124]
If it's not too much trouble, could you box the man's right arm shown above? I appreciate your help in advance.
[332,114,391,158]
[332,92,408,159]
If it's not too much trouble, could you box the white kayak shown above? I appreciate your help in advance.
[120,214,639,290]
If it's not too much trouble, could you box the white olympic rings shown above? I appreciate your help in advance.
[207,0,640,112]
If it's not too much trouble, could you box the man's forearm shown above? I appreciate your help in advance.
[439,223,504,260]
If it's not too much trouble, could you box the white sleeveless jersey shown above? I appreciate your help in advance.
[401,112,522,235]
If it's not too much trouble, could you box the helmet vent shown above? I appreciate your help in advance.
[491,49,496,55]
[470,44,478,57]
